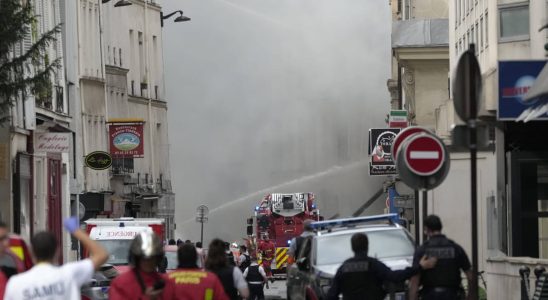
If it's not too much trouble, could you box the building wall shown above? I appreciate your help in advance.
[411,61,450,128]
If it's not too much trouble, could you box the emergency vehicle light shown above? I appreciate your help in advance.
[255,206,260,211]
[311,213,398,230]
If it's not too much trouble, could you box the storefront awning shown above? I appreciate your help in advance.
[517,63,548,122]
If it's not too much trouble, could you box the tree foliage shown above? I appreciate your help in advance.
[0,0,61,124]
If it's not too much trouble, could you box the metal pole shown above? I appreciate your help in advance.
[414,189,420,245]
[422,190,427,243]
[200,221,204,246]
[468,44,479,300]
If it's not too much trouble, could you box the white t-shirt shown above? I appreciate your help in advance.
[4,259,94,300]
[232,267,248,290]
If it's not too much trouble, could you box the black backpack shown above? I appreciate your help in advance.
[239,254,251,273]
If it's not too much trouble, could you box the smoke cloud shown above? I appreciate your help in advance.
[163,0,391,244]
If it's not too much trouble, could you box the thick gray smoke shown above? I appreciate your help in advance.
[163,0,391,244]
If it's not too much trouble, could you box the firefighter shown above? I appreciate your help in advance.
[257,233,276,283]
[408,215,474,300]
[169,243,229,300]
[109,231,175,300]
[327,233,436,300]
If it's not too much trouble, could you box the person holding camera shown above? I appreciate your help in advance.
[109,231,175,300]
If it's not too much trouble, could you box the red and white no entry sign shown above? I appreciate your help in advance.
[391,126,431,161]
[403,134,446,176]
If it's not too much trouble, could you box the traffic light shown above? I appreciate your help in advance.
[247,218,253,225]
[246,225,253,236]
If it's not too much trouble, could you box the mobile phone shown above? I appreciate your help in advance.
[153,280,165,291]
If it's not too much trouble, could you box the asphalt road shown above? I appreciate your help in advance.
[264,279,287,299]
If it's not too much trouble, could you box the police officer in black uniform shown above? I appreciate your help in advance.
[327,233,436,300]
[409,215,474,300]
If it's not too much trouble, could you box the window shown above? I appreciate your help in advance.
[471,26,475,45]
[480,17,484,49]
[499,4,529,41]
[475,22,479,48]
[485,11,489,46]
[119,48,122,67]
[456,0,460,26]
[113,47,116,65]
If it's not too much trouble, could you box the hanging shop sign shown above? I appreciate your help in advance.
[368,128,401,176]
[84,151,112,170]
[35,132,70,153]
[389,110,408,128]
[109,123,144,157]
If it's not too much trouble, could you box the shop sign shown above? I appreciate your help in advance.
[109,123,144,157]
[369,128,401,176]
[35,132,70,153]
[389,110,408,128]
[498,60,548,120]
[85,151,112,170]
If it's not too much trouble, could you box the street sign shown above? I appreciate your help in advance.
[394,195,415,208]
[196,216,208,223]
[389,110,408,128]
[453,45,482,121]
[395,132,450,190]
[403,133,446,176]
[391,126,431,161]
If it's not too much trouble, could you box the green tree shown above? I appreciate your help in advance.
[0,0,61,124]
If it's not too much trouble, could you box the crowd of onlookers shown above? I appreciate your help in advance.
[0,218,268,299]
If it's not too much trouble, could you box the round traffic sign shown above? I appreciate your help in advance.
[403,133,446,176]
[391,126,432,161]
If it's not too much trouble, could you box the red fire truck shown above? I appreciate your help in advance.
[247,193,322,276]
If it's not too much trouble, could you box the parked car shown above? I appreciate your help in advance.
[286,214,415,300]
[81,264,118,300]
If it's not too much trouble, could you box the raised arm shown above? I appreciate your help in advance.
[64,217,108,270]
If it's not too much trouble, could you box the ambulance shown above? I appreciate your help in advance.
[84,217,165,273]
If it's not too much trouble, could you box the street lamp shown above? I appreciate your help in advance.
[161,10,191,27]
[101,0,132,7]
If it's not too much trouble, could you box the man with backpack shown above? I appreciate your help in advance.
[243,257,267,300]
[288,219,315,263]
[238,245,251,273]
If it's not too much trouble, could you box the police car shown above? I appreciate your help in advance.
[286,214,415,300]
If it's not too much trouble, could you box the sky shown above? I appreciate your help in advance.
[162,0,392,244]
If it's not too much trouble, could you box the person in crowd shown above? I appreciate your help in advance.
[195,241,206,268]
[4,217,109,300]
[169,243,229,300]
[288,219,315,263]
[0,223,10,299]
[224,242,236,266]
[177,239,184,247]
[206,239,249,300]
[243,257,267,300]
[327,232,436,300]
[238,245,251,273]
[109,231,175,300]
[0,222,27,279]
[409,215,474,300]
[168,239,176,246]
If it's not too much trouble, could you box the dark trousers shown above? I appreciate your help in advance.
[248,283,265,300]
[421,287,461,300]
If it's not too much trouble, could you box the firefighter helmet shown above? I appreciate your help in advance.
[129,231,164,264]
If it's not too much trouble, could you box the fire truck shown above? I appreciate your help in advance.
[247,193,322,276]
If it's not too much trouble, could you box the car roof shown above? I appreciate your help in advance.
[315,223,405,238]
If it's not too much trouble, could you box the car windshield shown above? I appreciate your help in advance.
[316,229,415,266]
[166,251,178,270]
[98,240,132,265]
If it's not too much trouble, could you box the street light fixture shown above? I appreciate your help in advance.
[101,0,132,7]
[161,10,191,27]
